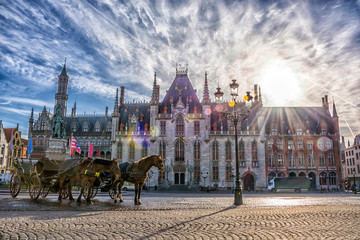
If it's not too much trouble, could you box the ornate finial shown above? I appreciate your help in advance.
[64,58,67,65]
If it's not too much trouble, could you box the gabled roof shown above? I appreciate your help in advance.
[4,128,16,142]
[159,75,202,114]
[65,116,112,133]
[119,103,151,129]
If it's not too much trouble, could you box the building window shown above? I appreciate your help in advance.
[272,128,277,136]
[175,140,184,162]
[299,154,305,166]
[239,140,245,160]
[288,140,294,150]
[329,172,337,185]
[297,129,302,135]
[289,154,295,167]
[212,140,219,161]
[269,154,274,167]
[240,161,246,167]
[226,164,232,182]
[319,154,325,165]
[251,140,258,160]
[278,154,284,166]
[194,121,200,135]
[308,154,314,166]
[129,141,135,161]
[252,161,259,167]
[160,121,166,136]
[328,153,335,165]
[321,129,327,135]
[194,141,200,160]
[194,160,200,182]
[267,139,273,151]
[117,142,122,160]
[175,115,184,137]
[141,141,149,158]
[276,139,283,150]
[320,172,327,186]
[298,140,303,150]
[212,163,219,181]
[225,140,231,161]
[159,141,166,160]
[307,141,313,152]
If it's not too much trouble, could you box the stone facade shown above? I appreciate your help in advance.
[343,134,360,188]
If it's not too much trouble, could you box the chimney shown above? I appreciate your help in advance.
[120,86,125,108]
[105,106,108,117]
[322,97,325,105]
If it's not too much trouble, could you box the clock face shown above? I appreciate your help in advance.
[317,137,333,152]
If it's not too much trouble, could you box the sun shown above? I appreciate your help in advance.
[259,61,301,106]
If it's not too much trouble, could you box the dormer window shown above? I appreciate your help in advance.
[83,123,89,132]
[297,129,302,135]
[321,129,327,135]
[272,128,277,136]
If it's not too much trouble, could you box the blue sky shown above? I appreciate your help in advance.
[0,0,359,144]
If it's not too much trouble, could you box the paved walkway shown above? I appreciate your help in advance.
[1,192,359,239]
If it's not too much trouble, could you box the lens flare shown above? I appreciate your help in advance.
[204,108,212,115]
[317,137,333,152]
[228,101,235,107]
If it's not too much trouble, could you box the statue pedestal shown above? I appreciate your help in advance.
[45,138,71,161]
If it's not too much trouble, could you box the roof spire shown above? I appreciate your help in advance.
[151,72,158,105]
[59,58,68,77]
[112,88,120,117]
[332,97,338,118]
[202,71,210,104]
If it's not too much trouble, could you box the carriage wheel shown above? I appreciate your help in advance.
[10,174,21,198]
[61,183,69,199]
[40,185,50,198]
[29,175,41,200]
[83,186,98,199]
[109,189,114,200]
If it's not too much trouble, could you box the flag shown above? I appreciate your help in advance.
[95,148,100,156]
[71,137,81,154]
[88,141,93,157]
[28,135,33,158]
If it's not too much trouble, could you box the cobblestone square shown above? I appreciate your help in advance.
[1,192,360,239]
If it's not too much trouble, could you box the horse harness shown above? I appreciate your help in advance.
[81,160,101,178]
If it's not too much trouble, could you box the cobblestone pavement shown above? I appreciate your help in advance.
[0,191,359,239]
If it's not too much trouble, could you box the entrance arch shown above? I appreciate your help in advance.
[308,172,317,189]
[173,164,186,185]
[243,172,255,191]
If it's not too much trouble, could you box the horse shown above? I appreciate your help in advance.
[57,157,121,204]
[118,155,164,205]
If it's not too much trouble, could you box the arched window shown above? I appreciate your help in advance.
[212,140,219,161]
[129,141,135,161]
[320,172,327,186]
[159,140,166,159]
[239,140,245,160]
[225,163,232,182]
[142,141,149,158]
[251,140,257,161]
[225,140,231,161]
[175,115,184,137]
[194,141,200,160]
[175,140,184,162]
[276,139,283,150]
[117,142,122,160]
[329,172,337,185]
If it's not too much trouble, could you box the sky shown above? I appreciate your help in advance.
[0,0,359,144]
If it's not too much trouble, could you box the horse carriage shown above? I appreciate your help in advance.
[9,157,121,203]
[9,158,67,199]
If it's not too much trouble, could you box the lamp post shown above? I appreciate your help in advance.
[352,169,356,193]
[214,79,253,205]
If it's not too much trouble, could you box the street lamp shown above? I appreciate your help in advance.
[214,79,253,205]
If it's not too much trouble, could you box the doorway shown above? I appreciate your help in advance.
[243,173,255,191]
[174,172,185,185]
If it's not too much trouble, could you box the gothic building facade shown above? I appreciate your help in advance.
[28,63,342,191]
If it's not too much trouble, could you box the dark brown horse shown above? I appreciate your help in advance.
[118,155,164,205]
[57,157,121,204]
